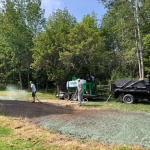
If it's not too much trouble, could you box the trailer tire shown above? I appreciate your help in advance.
[83,98,88,102]
[123,94,135,104]
[63,93,68,100]
[67,94,71,100]
[70,94,77,101]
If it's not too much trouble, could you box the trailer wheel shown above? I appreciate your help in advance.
[123,94,135,104]
[83,98,88,103]
[67,94,71,100]
[70,94,77,101]
[63,93,68,100]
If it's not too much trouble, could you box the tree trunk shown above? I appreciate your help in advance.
[135,28,142,78]
[45,78,48,93]
[135,0,144,79]
[27,67,30,91]
[18,65,22,90]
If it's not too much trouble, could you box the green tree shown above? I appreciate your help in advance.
[98,0,148,79]
[140,0,150,77]
[22,0,46,87]
[60,13,105,82]
[0,0,45,89]
[32,8,77,91]
[143,34,150,76]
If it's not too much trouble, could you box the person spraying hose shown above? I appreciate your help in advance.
[30,81,36,103]
[77,79,83,106]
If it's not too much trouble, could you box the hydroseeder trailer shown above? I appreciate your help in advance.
[58,76,102,101]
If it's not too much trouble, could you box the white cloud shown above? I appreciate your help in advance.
[41,0,62,18]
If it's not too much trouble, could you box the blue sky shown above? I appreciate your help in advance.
[41,0,107,23]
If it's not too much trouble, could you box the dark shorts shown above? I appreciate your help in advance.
[32,91,36,97]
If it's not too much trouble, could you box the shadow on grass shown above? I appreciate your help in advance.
[0,99,74,119]
[84,95,111,103]
[136,99,150,105]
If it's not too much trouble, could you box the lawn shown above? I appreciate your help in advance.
[83,98,150,113]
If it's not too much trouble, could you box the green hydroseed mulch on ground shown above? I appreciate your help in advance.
[37,109,150,149]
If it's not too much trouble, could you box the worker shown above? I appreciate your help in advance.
[30,81,36,103]
[86,74,92,82]
[91,76,95,82]
[86,74,95,82]
[77,79,83,106]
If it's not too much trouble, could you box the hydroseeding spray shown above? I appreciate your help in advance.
[0,85,28,101]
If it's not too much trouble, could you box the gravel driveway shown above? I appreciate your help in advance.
[0,99,150,149]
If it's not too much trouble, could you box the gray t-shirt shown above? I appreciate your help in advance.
[77,82,82,94]
[31,83,36,92]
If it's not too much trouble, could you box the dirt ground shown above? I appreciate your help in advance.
[0,99,150,149]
